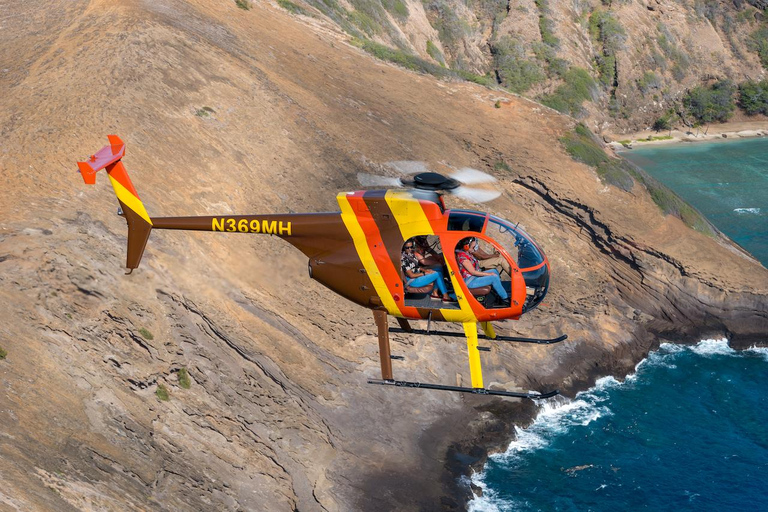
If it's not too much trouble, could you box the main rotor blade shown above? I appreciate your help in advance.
[357,173,403,188]
[450,167,498,185]
[451,185,501,203]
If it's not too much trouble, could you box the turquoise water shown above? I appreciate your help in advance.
[623,137,768,261]
[469,137,768,511]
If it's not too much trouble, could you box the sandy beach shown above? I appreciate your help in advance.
[606,119,768,151]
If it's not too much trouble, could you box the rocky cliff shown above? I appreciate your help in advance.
[0,0,766,510]
[298,0,768,133]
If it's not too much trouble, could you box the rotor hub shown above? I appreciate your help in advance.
[407,172,460,191]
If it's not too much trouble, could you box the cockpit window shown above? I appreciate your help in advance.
[447,211,485,232]
[487,216,549,313]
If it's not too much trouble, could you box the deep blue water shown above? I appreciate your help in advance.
[469,138,768,511]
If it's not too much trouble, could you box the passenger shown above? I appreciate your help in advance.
[455,237,509,301]
[467,238,511,276]
[402,239,451,302]
[413,235,443,268]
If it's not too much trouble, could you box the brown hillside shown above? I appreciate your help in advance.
[0,1,766,510]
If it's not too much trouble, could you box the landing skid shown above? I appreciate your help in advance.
[368,379,559,399]
[389,327,567,345]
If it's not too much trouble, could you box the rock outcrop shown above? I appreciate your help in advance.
[0,1,766,510]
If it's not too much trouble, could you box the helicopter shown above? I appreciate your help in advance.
[79,136,565,400]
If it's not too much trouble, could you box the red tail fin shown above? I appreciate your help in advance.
[78,136,153,272]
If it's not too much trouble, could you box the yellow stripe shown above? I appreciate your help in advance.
[384,190,477,322]
[337,194,402,316]
[441,270,478,323]
[109,176,152,225]
[385,190,435,239]
[464,322,484,388]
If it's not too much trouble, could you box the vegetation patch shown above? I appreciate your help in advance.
[138,328,154,341]
[277,0,309,15]
[656,24,689,81]
[355,38,450,77]
[747,26,768,70]
[491,37,543,93]
[739,79,768,115]
[0,347,6,360]
[534,0,559,47]
[683,80,736,126]
[156,383,170,401]
[637,72,661,95]
[195,106,215,118]
[562,125,714,234]
[235,0,251,9]
[560,124,634,191]
[540,67,597,117]
[178,368,191,389]
[426,40,445,66]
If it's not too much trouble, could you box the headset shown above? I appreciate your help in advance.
[460,237,477,252]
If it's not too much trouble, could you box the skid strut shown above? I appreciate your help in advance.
[368,379,559,399]
[389,328,567,345]
[372,313,560,400]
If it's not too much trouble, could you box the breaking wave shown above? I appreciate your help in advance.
[733,207,761,215]
[467,337,768,512]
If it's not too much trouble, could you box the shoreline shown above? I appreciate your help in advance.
[605,120,768,151]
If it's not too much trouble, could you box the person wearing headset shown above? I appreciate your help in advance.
[455,237,509,301]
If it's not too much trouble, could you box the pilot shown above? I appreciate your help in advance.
[402,239,451,302]
[455,237,509,302]
[467,238,511,277]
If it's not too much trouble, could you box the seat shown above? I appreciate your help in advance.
[468,285,492,296]
[401,268,434,296]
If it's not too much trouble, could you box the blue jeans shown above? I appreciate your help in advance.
[465,269,508,299]
[408,268,448,296]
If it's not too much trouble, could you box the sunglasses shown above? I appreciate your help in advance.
[404,245,413,249]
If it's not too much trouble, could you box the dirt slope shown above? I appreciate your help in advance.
[0,1,766,510]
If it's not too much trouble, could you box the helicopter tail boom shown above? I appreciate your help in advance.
[78,136,153,272]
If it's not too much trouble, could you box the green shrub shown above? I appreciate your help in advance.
[748,27,768,70]
[656,25,689,80]
[531,42,567,77]
[178,368,191,389]
[348,10,381,36]
[456,70,495,86]
[739,79,768,115]
[138,328,154,341]
[277,0,309,14]
[637,72,661,94]
[156,384,170,401]
[491,37,543,93]
[540,67,597,116]
[683,80,736,124]
[534,0,559,47]
[382,0,408,18]
[561,124,634,191]
[235,0,251,9]
[589,11,626,54]
[426,40,445,66]
[195,106,215,118]
[0,347,6,360]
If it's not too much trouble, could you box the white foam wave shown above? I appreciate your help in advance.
[690,338,735,356]
[746,345,768,361]
[733,207,761,215]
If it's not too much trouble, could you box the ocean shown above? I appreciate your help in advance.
[468,137,768,511]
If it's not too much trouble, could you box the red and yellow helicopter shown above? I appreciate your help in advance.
[79,136,565,399]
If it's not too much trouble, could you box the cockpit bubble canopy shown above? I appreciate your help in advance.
[485,215,550,312]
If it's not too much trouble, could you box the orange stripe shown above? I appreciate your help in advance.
[106,162,140,198]
[347,194,419,318]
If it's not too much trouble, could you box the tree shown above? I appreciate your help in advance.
[739,80,768,115]
[683,80,736,132]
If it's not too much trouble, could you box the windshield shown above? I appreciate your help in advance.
[486,216,549,312]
